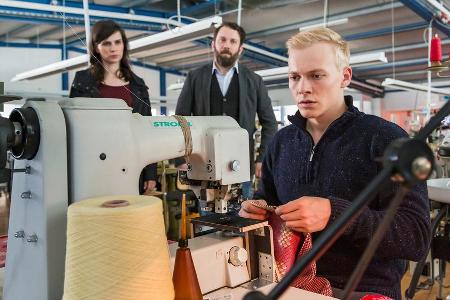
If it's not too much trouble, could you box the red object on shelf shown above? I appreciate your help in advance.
[430,34,442,63]
[0,235,7,268]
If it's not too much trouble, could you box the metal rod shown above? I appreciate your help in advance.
[405,205,448,299]
[415,96,450,141]
[341,186,409,299]
[237,0,242,25]
[177,0,181,23]
[82,0,90,64]
[427,23,432,122]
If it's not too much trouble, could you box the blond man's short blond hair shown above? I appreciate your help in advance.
[286,27,350,71]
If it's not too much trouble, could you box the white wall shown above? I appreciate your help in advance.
[165,73,185,115]
[67,50,86,92]
[371,98,382,116]
[267,88,292,107]
[382,90,446,111]
[132,65,161,97]
[0,47,62,94]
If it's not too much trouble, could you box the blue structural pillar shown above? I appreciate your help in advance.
[61,46,69,91]
[160,70,167,115]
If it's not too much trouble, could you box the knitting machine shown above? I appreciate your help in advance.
[0,97,334,300]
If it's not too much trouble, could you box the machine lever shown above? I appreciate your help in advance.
[12,166,31,174]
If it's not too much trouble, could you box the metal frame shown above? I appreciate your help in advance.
[0,0,182,27]
[11,16,222,81]
[399,0,450,36]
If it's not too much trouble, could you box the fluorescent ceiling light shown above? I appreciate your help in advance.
[255,67,288,78]
[382,78,450,95]
[167,81,185,91]
[254,51,388,80]
[351,52,388,67]
[242,46,386,68]
[11,16,222,82]
[167,67,289,91]
[299,18,349,31]
[242,43,288,62]
[129,17,221,54]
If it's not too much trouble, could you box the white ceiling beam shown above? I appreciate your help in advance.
[0,0,183,27]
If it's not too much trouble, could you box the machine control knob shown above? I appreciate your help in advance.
[27,234,38,243]
[20,191,32,199]
[230,160,240,172]
[14,230,24,238]
[229,246,248,266]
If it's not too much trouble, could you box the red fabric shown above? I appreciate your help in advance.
[268,213,333,297]
[360,295,393,300]
[99,83,133,108]
[0,235,7,268]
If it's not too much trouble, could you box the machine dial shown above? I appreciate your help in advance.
[230,160,240,172]
[228,246,248,266]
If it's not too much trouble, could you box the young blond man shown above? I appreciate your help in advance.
[239,28,430,299]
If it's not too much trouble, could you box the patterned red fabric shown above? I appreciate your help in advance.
[360,295,393,300]
[268,213,333,297]
[0,235,7,268]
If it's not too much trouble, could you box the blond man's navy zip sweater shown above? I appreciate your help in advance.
[255,96,431,299]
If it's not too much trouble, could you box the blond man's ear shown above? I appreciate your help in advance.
[341,66,352,88]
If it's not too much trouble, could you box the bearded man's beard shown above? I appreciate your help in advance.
[215,49,240,68]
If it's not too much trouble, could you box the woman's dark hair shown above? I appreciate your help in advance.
[89,20,132,83]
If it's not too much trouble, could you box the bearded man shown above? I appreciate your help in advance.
[175,22,277,199]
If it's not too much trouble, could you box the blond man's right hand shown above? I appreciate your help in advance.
[239,200,269,220]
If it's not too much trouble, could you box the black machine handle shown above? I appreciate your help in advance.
[0,116,14,183]
[0,103,41,183]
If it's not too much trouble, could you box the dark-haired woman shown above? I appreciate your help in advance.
[70,19,157,194]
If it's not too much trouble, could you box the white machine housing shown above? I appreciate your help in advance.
[63,98,250,201]
[3,98,250,300]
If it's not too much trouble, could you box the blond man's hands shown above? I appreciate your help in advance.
[275,196,331,233]
[239,200,269,221]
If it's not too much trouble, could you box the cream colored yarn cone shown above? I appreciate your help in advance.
[63,195,174,300]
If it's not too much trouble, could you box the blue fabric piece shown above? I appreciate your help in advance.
[255,96,431,300]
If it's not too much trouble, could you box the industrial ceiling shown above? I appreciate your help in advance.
[1,0,450,95]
